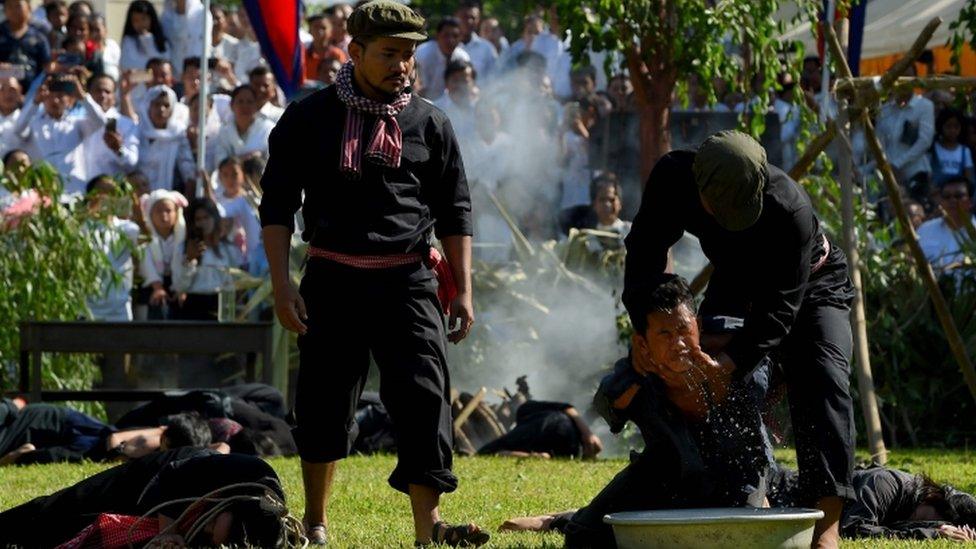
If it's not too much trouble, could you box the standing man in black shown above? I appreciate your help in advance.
[625,130,856,549]
[259,2,486,546]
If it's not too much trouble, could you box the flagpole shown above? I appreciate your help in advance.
[196,0,213,198]
[820,0,836,116]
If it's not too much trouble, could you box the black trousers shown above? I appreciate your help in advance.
[294,259,457,495]
[776,303,856,503]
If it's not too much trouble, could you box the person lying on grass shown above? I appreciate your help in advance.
[768,464,976,542]
[477,401,604,460]
[0,447,297,548]
[0,399,224,465]
[501,274,773,548]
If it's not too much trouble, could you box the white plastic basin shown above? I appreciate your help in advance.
[605,507,825,549]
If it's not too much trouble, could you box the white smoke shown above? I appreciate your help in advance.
[442,63,626,409]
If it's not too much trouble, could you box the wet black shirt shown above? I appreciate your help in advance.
[624,151,854,371]
[258,86,473,255]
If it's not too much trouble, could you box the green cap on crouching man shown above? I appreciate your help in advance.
[347,0,428,41]
[693,130,769,232]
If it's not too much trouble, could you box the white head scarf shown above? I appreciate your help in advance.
[140,189,188,275]
[139,85,185,141]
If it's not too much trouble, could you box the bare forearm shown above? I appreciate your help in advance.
[262,225,293,290]
[441,235,471,293]
[564,407,593,438]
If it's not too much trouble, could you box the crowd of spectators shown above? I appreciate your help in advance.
[0,0,973,325]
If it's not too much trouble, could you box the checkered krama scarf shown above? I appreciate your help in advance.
[336,61,413,179]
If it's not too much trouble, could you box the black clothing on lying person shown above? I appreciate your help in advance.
[0,401,115,464]
[114,385,297,456]
[0,447,284,548]
[769,465,974,540]
[477,401,583,458]
[624,150,854,374]
[561,356,772,548]
[258,85,473,254]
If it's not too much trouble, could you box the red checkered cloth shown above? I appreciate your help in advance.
[55,514,159,549]
[335,61,412,179]
[307,246,457,315]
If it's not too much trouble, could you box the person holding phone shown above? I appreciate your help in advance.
[12,72,106,196]
[81,73,138,181]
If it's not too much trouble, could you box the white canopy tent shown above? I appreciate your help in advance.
[779,0,965,60]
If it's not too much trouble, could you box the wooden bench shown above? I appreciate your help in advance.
[16,321,275,402]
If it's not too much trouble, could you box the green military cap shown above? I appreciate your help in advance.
[347,0,427,42]
[693,130,768,232]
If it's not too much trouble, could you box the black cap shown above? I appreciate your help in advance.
[347,1,427,42]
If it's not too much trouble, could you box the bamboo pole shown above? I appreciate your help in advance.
[825,20,976,405]
[825,22,887,463]
[453,387,487,431]
[836,105,888,463]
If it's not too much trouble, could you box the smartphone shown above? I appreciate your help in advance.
[128,69,153,85]
[49,78,75,94]
[106,117,117,133]
[57,52,84,67]
[0,65,25,80]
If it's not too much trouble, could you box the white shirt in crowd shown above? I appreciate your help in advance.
[101,39,122,81]
[459,33,497,82]
[433,93,476,145]
[88,217,141,321]
[559,130,591,211]
[216,193,261,267]
[214,116,275,166]
[0,108,20,159]
[235,39,267,83]
[877,94,935,178]
[140,231,182,288]
[172,240,242,294]
[213,34,240,67]
[14,94,107,195]
[161,0,206,77]
[597,218,632,237]
[502,31,564,87]
[774,97,801,171]
[120,34,169,73]
[415,41,470,100]
[82,108,139,181]
[918,215,976,270]
[259,101,284,124]
[933,143,974,178]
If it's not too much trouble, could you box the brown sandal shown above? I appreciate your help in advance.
[415,521,489,547]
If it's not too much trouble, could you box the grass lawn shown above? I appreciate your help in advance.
[1,448,974,547]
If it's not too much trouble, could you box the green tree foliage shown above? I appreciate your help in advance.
[554,0,841,180]
[0,165,110,399]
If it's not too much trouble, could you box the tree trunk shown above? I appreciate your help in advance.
[635,98,671,186]
[625,45,676,185]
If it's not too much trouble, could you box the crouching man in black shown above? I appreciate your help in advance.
[501,275,773,548]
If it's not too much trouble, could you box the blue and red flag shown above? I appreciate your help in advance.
[242,0,304,97]
[816,1,867,76]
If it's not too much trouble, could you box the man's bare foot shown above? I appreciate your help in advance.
[0,443,36,466]
[499,515,555,532]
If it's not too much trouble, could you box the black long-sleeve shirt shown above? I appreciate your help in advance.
[258,86,473,255]
[769,465,944,540]
[624,151,853,371]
